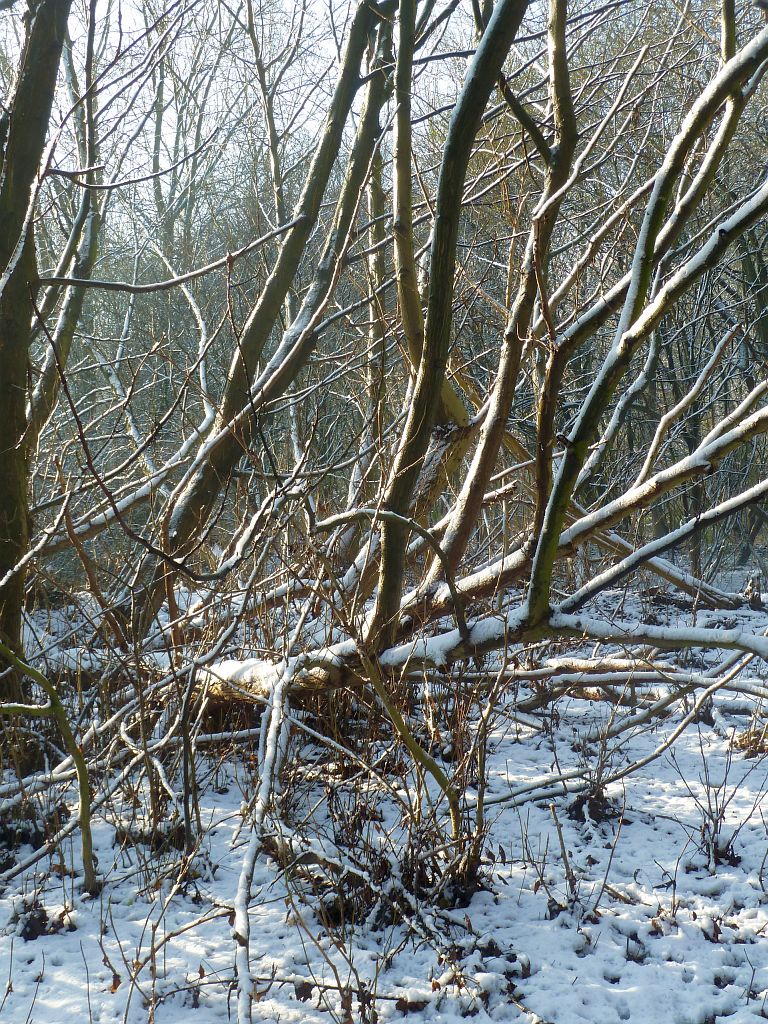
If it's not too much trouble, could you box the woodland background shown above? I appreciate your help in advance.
[1,1,768,1021]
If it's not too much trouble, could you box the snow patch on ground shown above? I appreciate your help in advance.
[2,589,768,1023]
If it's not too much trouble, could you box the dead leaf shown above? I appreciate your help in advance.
[294,980,314,1002]
[395,997,428,1013]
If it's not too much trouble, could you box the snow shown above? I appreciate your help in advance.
[197,657,281,697]
[3,591,768,1023]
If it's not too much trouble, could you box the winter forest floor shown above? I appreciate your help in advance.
[2,582,768,1024]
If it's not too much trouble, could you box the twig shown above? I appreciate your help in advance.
[550,802,577,900]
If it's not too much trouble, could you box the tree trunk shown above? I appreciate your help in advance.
[0,0,73,712]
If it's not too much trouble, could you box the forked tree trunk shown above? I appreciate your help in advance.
[0,1,73,713]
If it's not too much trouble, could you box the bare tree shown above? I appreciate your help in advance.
[0,0,74,713]
[1,1,768,1015]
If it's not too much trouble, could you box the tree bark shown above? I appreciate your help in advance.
[0,0,73,704]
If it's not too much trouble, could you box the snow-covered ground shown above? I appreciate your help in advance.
[2,589,768,1024]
